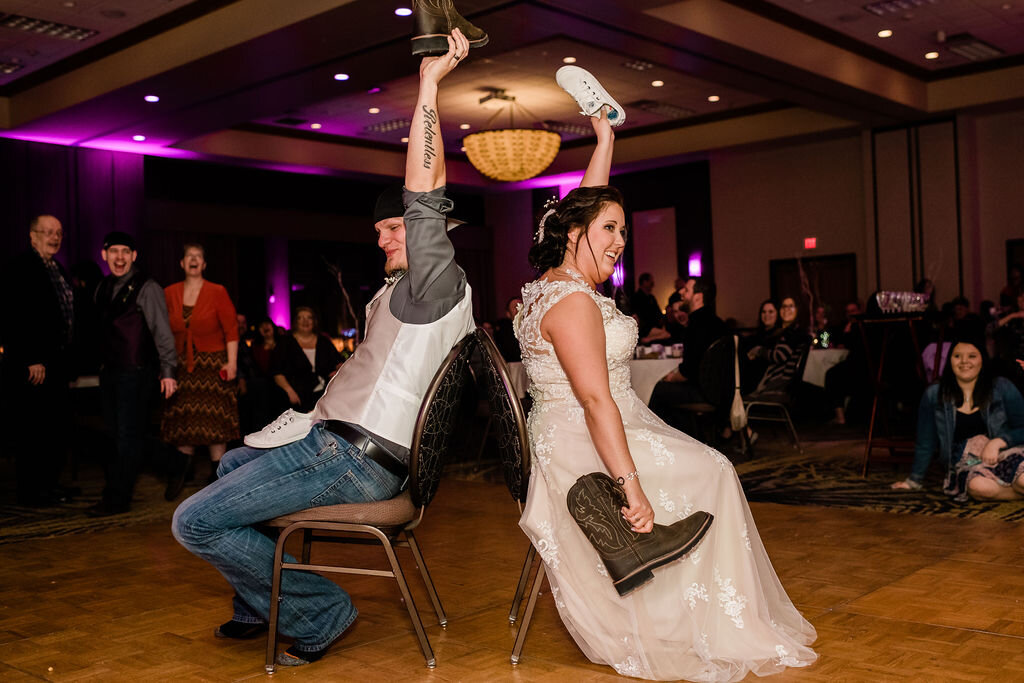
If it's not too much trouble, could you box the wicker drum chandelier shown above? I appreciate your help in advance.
[462,89,561,182]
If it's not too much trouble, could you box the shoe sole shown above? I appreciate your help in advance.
[215,624,268,640]
[612,512,714,597]
[555,65,625,126]
[411,33,489,57]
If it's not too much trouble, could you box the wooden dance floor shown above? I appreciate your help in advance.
[1,473,1022,681]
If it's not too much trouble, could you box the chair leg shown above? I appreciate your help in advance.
[380,536,436,668]
[264,525,293,674]
[511,558,545,665]
[509,544,536,624]
[405,530,447,627]
[781,406,802,451]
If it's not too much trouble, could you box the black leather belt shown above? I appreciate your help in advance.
[322,420,408,480]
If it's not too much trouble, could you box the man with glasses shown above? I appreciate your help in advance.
[0,215,77,506]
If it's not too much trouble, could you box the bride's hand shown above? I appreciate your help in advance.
[620,479,654,534]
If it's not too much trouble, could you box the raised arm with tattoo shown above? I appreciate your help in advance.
[406,29,469,193]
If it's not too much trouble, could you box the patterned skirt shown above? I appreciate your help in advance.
[946,434,1024,502]
[161,350,240,446]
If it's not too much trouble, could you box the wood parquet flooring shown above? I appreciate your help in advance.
[1,477,1022,682]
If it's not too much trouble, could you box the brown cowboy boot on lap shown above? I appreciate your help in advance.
[411,0,488,57]
[567,472,713,597]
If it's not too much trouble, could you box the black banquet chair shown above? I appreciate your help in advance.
[260,334,477,673]
[473,328,542,665]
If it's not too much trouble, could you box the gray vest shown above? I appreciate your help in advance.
[312,279,475,449]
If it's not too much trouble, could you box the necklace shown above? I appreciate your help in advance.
[384,270,407,287]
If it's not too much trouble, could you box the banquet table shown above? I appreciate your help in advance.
[801,348,850,388]
[507,358,681,405]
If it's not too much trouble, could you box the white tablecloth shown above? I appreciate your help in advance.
[508,358,680,405]
[801,348,849,388]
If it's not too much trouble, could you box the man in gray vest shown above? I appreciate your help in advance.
[87,231,178,517]
[172,29,476,668]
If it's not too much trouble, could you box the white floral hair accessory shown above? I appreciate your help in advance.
[534,196,559,244]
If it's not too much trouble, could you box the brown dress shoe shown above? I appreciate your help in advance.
[567,472,714,596]
[411,0,488,57]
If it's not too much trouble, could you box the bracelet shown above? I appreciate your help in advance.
[616,470,639,485]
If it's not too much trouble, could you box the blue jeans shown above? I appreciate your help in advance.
[172,424,403,651]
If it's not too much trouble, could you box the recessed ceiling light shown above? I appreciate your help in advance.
[925,51,939,59]
[132,135,146,142]
[333,73,349,81]
[1002,3,1012,9]
[460,146,466,152]
[877,29,893,38]
[651,80,664,87]
[62,1,76,7]
[401,137,409,143]
[563,56,576,64]
[394,7,412,16]
[143,94,159,103]
[459,123,471,130]
[368,107,381,114]
[310,123,322,129]
[707,95,720,102]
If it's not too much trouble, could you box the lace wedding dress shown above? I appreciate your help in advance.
[514,269,817,681]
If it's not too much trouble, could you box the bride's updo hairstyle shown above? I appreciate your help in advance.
[528,185,624,272]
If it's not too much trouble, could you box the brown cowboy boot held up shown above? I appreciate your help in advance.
[411,0,488,57]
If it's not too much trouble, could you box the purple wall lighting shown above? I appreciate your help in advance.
[265,236,291,328]
[688,253,702,277]
[611,261,625,287]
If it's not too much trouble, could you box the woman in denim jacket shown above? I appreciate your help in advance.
[892,339,1024,501]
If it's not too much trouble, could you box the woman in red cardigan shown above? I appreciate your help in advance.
[162,243,239,498]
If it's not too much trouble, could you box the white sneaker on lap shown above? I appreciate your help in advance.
[244,409,313,448]
[555,65,626,126]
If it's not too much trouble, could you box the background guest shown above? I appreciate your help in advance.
[0,215,77,506]
[993,291,1024,393]
[999,264,1023,309]
[741,299,781,393]
[492,296,522,362]
[749,296,809,396]
[162,243,240,498]
[649,277,727,435]
[824,300,866,424]
[272,306,341,412]
[812,304,829,339]
[630,272,663,339]
[950,295,984,339]
[667,275,686,307]
[664,300,688,344]
[892,339,1024,501]
[88,232,178,517]
[240,316,283,434]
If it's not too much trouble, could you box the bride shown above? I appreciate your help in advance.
[513,69,817,681]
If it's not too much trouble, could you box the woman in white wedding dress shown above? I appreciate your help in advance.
[513,105,817,681]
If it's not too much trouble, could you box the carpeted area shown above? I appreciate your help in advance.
[0,457,213,546]
[736,440,1024,522]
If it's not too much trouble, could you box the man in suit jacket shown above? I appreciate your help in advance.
[0,215,76,506]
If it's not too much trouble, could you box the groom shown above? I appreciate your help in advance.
[171,30,476,667]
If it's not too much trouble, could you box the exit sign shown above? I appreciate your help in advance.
[804,237,817,249]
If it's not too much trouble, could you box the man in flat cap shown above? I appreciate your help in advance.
[87,231,178,517]
[172,30,476,667]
